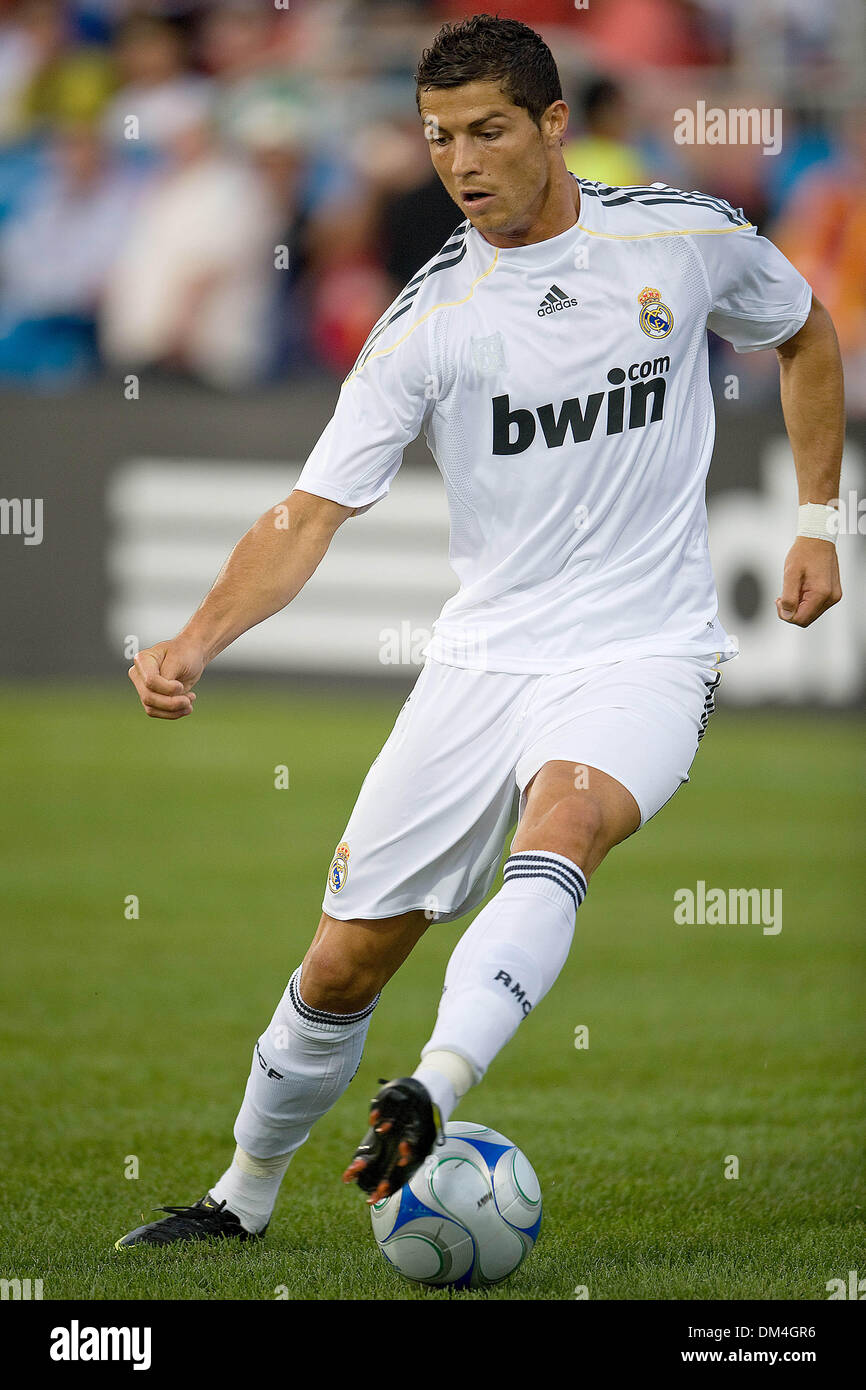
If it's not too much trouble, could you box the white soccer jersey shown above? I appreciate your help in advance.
[294,178,813,674]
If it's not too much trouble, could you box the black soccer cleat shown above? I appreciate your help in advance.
[342,1076,441,1203]
[114,1195,265,1249]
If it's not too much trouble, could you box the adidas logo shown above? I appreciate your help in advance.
[537,284,579,318]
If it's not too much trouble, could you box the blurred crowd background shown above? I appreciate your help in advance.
[0,0,864,407]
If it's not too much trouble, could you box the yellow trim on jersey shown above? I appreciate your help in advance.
[344,250,500,383]
[576,222,753,241]
[343,220,752,383]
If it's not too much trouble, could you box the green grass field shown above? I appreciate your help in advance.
[1,682,863,1301]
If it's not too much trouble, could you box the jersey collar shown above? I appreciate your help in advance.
[468,175,590,269]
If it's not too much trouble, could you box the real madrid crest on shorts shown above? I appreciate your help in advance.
[638,286,674,339]
[328,842,350,893]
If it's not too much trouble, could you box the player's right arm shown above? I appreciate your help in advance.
[129,248,439,720]
[128,490,353,719]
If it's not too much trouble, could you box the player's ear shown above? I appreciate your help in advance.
[542,99,569,146]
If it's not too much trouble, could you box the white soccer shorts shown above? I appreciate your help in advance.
[322,653,722,923]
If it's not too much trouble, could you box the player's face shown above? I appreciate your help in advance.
[420,80,568,243]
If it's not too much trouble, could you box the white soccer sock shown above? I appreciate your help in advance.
[209,1145,294,1234]
[419,852,587,1114]
[216,965,378,1232]
[412,1049,476,1130]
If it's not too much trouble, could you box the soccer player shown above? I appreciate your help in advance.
[118,15,843,1246]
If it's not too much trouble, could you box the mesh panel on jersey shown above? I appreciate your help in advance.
[673,231,713,447]
[430,305,478,560]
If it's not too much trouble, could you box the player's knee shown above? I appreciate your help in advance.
[300,941,382,1014]
[549,793,606,858]
[514,793,606,864]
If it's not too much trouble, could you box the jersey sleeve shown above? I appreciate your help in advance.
[694,221,813,352]
[293,301,433,513]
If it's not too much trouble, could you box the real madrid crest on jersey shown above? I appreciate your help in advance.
[328,842,350,893]
[638,286,674,339]
[470,331,507,378]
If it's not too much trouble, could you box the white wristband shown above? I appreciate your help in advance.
[797,503,839,544]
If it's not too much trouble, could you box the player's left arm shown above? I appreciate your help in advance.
[774,295,844,627]
[693,204,844,628]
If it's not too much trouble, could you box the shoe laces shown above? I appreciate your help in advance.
[156,1197,229,1220]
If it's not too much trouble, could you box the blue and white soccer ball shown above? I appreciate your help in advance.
[370,1121,542,1289]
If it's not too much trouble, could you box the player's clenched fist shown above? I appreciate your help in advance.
[128,639,206,719]
[776,537,843,628]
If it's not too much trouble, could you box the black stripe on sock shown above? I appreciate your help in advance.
[505,852,587,900]
[504,866,583,910]
[503,866,586,907]
[288,969,379,1026]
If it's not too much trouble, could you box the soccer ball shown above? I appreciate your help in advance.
[370,1120,542,1289]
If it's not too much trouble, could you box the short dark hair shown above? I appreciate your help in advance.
[415,14,563,130]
